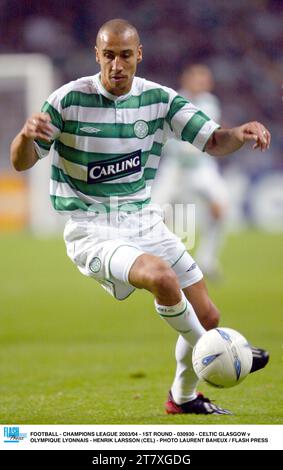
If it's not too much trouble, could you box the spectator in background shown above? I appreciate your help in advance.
[152,64,229,279]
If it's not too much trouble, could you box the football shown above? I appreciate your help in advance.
[192,328,253,388]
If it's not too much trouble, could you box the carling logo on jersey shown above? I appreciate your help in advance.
[87,150,141,183]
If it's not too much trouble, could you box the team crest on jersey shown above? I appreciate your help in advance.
[89,257,102,273]
[87,150,141,183]
[134,120,149,139]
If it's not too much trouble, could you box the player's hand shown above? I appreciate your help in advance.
[234,121,271,151]
[21,112,53,142]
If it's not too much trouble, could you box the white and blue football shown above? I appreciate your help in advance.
[192,328,253,388]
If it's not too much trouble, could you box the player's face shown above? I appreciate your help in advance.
[95,31,142,96]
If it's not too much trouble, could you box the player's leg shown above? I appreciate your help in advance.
[124,252,206,346]
[168,278,220,407]
[124,217,230,414]
[106,242,230,414]
[183,278,220,330]
[167,265,268,414]
[126,253,231,414]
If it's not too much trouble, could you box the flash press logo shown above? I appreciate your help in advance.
[4,426,27,443]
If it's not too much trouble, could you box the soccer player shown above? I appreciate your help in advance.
[152,64,228,279]
[10,19,270,415]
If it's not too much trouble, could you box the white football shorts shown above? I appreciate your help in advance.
[63,204,203,300]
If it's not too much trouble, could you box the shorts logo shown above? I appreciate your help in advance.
[87,150,141,183]
[89,257,101,273]
[134,120,149,139]
[186,262,197,272]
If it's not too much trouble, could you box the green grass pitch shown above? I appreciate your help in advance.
[0,231,282,424]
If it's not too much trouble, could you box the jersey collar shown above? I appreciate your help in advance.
[93,73,136,102]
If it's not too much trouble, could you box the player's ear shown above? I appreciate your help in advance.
[95,46,100,64]
[137,45,143,64]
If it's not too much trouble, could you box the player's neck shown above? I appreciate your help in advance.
[99,74,134,97]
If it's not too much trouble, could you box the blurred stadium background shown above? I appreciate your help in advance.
[0,0,282,424]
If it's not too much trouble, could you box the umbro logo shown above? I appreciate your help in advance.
[186,262,197,272]
[80,126,101,134]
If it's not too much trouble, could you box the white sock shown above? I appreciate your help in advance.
[171,335,199,404]
[155,291,206,405]
[154,291,205,346]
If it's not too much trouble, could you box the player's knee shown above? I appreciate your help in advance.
[150,267,179,296]
[201,303,220,330]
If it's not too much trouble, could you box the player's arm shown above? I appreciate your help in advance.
[205,122,271,157]
[10,112,53,171]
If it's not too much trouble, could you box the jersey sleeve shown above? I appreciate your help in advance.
[165,91,220,151]
[34,89,64,159]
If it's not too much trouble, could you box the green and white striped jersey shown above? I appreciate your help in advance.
[34,73,219,215]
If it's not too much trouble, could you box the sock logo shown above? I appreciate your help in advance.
[156,306,175,314]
